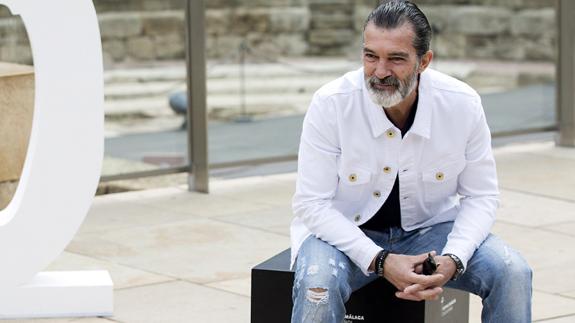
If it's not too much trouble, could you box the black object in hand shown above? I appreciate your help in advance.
[422,253,439,275]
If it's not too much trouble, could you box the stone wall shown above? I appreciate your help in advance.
[0,0,557,66]
[0,63,34,210]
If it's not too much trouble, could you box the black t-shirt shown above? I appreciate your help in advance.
[360,94,419,231]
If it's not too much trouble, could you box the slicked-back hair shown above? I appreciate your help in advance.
[364,0,432,58]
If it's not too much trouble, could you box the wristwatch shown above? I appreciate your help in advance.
[444,253,465,281]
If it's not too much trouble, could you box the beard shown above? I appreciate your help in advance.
[365,63,419,108]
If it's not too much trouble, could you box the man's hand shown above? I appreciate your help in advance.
[383,252,445,301]
[398,255,457,301]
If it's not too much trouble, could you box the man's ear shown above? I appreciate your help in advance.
[418,50,433,72]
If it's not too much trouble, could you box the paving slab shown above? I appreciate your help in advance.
[4,317,116,322]
[562,291,575,298]
[206,277,252,297]
[533,259,575,294]
[497,189,575,227]
[67,217,289,284]
[112,281,249,323]
[468,294,482,323]
[495,149,575,202]
[46,251,174,290]
[491,222,575,271]
[77,196,197,235]
[214,204,292,236]
[543,221,575,237]
[123,187,276,218]
[532,291,575,321]
[537,315,575,323]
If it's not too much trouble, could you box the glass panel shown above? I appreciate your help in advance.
[422,1,556,136]
[0,5,34,210]
[204,0,362,175]
[204,0,557,178]
[97,2,190,181]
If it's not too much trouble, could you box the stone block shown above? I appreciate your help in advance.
[309,2,353,15]
[126,36,156,60]
[523,35,556,61]
[416,0,471,4]
[0,43,33,65]
[431,33,467,59]
[154,34,185,60]
[311,13,352,29]
[464,35,502,59]
[354,5,373,31]
[99,12,143,39]
[269,8,310,33]
[141,11,185,37]
[309,29,354,46]
[0,181,17,210]
[94,0,185,12]
[418,5,455,35]
[0,17,29,41]
[510,8,555,36]
[230,8,270,35]
[211,35,244,59]
[236,0,306,7]
[0,63,34,195]
[449,6,511,35]
[255,33,308,56]
[102,39,127,61]
[141,0,185,11]
[0,5,12,17]
[492,36,527,60]
[470,0,554,9]
[206,9,232,36]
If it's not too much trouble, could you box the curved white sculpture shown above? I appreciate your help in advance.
[0,0,110,318]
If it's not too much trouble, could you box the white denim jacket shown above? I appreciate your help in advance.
[291,67,499,275]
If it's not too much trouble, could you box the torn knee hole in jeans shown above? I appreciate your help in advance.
[306,288,329,304]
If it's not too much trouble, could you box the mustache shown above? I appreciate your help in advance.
[369,75,399,88]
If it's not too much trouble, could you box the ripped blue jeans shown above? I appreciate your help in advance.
[291,221,532,323]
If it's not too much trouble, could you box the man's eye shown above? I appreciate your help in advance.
[365,53,377,60]
[390,57,405,62]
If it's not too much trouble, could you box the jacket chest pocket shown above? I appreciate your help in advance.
[336,168,371,202]
[421,158,466,203]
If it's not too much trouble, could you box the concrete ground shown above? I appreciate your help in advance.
[13,139,575,323]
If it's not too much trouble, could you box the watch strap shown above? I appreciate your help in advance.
[444,253,464,281]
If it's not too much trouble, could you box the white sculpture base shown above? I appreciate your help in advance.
[0,270,113,319]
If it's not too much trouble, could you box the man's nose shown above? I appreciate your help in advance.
[374,60,392,79]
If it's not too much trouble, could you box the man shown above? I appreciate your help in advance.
[290,1,532,322]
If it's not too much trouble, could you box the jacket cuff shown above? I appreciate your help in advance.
[358,244,384,276]
[441,243,472,271]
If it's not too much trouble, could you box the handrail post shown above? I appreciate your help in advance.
[185,0,209,192]
[557,0,575,147]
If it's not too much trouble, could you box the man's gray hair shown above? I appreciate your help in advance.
[364,0,432,58]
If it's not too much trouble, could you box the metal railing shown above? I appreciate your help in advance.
[101,0,569,191]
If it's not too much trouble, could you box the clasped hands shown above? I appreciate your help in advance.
[381,251,456,301]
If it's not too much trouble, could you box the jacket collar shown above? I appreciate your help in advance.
[362,68,433,139]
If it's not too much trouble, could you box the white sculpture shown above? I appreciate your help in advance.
[0,0,112,318]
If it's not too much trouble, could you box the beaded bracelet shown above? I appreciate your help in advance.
[375,249,390,277]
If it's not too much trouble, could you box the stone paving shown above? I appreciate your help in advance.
[12,140,575,323]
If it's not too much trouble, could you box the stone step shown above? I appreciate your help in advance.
[103,58,360,83]
[104,75,338,100]
[104,93,312,119]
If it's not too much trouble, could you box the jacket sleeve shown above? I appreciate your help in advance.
[292,92,382,275]
[441,96,499,270]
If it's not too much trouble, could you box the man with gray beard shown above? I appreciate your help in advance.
[290,1,532,322]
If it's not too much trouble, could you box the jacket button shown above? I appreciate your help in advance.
[436,172,444,181]
[383,166,391,173]
[354,214,361,222]
[386,130,396,138]
[373,191,381,198]
[349,174,358,182]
